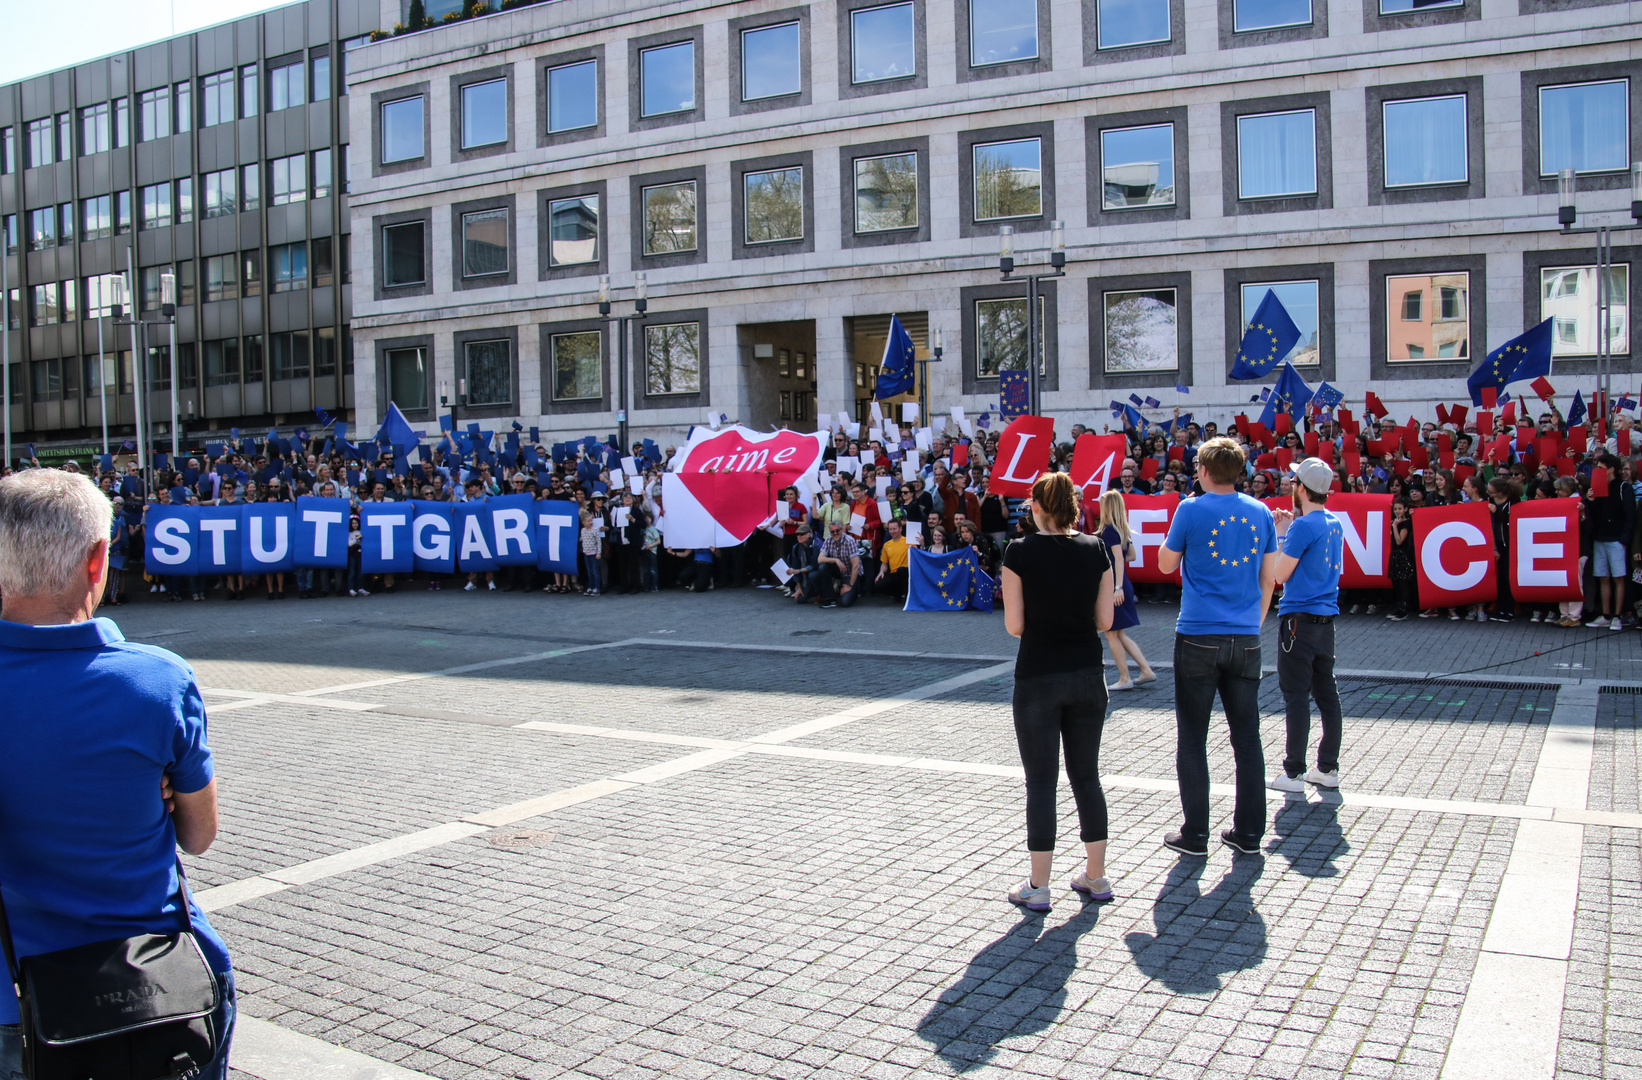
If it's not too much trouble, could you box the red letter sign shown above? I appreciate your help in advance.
[1509,501,1583,602]
[1122,493,1181,584]
[1070,433,1128,496]
[1330,493,1393,588]
[1413,503,1497,608]
[990,415,1056,497]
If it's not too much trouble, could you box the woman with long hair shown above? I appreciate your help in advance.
[999,472,1117,911]
[1096,489,1157,690]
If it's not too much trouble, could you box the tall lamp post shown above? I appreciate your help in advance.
[161,270,180,460]
[109,265,149,475]
[1555,164,1642,406]
[917,328,943,429]
[440,378,467,438]
[998,221,1067,417]
[599,272,647,454]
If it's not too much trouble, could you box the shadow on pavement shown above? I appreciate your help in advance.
[1267,792,1348,877]
[1123,857,1267,994]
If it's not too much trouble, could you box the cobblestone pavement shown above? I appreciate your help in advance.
[91,590,1636,1080]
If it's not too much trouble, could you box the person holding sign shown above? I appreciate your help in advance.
[1268,459,1346,794]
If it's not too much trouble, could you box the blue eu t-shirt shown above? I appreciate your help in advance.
[1164,492,1277,635]
[1278,508,1344,616]
[0,617,230,1026]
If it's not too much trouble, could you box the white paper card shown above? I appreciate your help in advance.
[958,418,975,438]
[914,428,934,451]
[905,521,923,543]
[901,459,919,482]
[870,401,883,423]
[770,558,796,583]
[844,422,861,439]
[609,469,624,488]
[902,402,920,423]
[836,455,859,476]
[707,409,721,428]
[849,513,867,535]
[622,456,638,475]
[838,411,852,429]
[613,507,631,528]
[877,499,893,524]
[885,421,900,442]
[951,405,967,424]
[875,476,892,497]
[629,476,643,494]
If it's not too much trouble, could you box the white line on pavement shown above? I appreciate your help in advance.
[231,1015,442,1080]
[748,661,1015,744]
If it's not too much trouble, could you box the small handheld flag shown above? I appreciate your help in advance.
[1230,290,1302,380]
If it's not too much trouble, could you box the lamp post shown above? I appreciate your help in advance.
[1554,164,1642,407]
[918,327,943,429]
[998,221,1066,418]
[161,270,179,460]
[109,263,149,475]
[440,378,467,438]
[599,272,647,454]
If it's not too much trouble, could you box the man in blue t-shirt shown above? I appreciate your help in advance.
[1269,458,1346,795]
[1157,437,1278,857]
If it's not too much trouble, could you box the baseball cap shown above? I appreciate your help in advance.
[1289,457,1334,494]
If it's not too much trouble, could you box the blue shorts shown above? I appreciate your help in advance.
[1592,541,1627,578]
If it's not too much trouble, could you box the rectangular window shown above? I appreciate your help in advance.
[203,71,234,127]
[1385,273,1469,361]
[975,297,1044,375]
[240,65,259,118]
[1539,80,1629,177]
[32,360,61,401]
[385,347,427,409]
[644,322,701,395]
[1103,289,1179,372]
[852,3,916,84]
[205,254,239,301]
[343,35,371,76]
[175,177,193,224]
[1383,95,1468,187]
[969,0,1038,67]
[311,53,331,102]
[270,61,304,112]
[244,335,264,381]
[1237,109,1316,199]
[203,169,237,217]
[1101,123,1176,209]
[57,114,70,160]
[79,103,110,154]
[972,138,1042,220]
[27,207,55,251]
[139,87,170,140]
[58,202,74,244]
[115,191,132,234]
[0,126,12,172]
[547,60,598,132]
[464,339,512,405]
[547,195,600,266]
[1234,0,1311,31]
[1541,265,1629,357]
[113,99,129,147]
[31,283,60,326]
[241,164,261,211]
[551,330,602,400]
[271,154,307,205]
[175,81,193,132]
[461,208,509,277]
[1098,0,1170,49]
[742,22,801,101]
[381,95,425,162]
[854,152,919,233]
[640,42,695,117]
[27,118,52,167]
[84,273,121,318]
[313,327,336,378]
[60,279,77,321]
[204,339,240,387]
[140,182,172,229]
[1242,281,1321,365]
[642,181,698,255]
[1,214,14,254]
[460,78,507,149]
[312,147,332,199]
[242,250,262,298]
[271,330,310,380]
[313,236,334,288]
[744,167,805,243]
[140,267,163,313]
[341,234,351,284]
[145,344,170,391]
[175,261,194,307]
[382,222,425,287]
[271,241,307,292]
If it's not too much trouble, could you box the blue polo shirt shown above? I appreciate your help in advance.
[1277,508,1344,616]
[1164,491,1277,635]
[0,617,230,1026]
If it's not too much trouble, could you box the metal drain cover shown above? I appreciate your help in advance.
[487,830,554,849]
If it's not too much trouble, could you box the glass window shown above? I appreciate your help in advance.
[205,254,239,301]
[241,164,261,212]
[27,118,52,167]
[242,250,262,298]
[244,335,264,380]
[57,203,73,244]
[31,283,60,326]
[204,339,240,386]
[742,22,801,101]
[386,347,426,409]
[854,152,919,233]
[271,242,307,292]
[1103,290,1179,371]
[552,331,602,400]
[204,169,237,218]
[1539,80,1629,177]
[174,262,194,307]
[270,61,304,112]
[115,191,132,234]
[313,327,336,377]
[82,197,112,240]
[382,222,425,287]
[60,278,77,321]
[461,78,507,149]
[175,178,193,224]
[852,3,916,84]
[312,53,331,102]
[547,60,597,132]
[272,330,310,380]
[312,147,332,199]
[140,267,164,313]
[744,167,805,244]
[1385,273,1469,361]
[1237,109,1316,199]
[0,126,11,173]
[640,42,695,117]
[312,236,334,288]
[113,99,129,147]
[381,96,425,162]
[972,138,1042,220]
[1242,281,1322,366]
[644,322,701,394]
[1098,0,1170,49]
[57,114,70,160]
[1234,0,1311,31]
[271,155,306,205]
[203,71,234,127]
[343,36,371,76]
[85,273,120,318]
[1383,95,1467,187]
[642,181,697,255]
[975,297,1044,376]
[1100,124,1175,209]
[464,339,512,405]
[1,214,14,253]
[461,208,509,277]
[240,65,259,117]
[139,88,170,140]
[547,195,600,266]
[80,103,110,154]
[32,360,61,400]
[1540,265,1629,357]
[175,81,193,132]
[28,207,55,251]
[969,0,1038,67]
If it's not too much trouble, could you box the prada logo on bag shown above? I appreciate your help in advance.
[93,982,167,1008]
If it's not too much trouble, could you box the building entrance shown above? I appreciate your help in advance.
[739,321,817,431]
[847,312,930,424]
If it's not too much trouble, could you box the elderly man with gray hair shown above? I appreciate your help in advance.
[0,468,236,1077]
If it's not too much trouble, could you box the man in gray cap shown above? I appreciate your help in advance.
[1269,457,1346,793]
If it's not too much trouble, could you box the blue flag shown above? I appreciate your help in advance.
[905,548,979,612]
[378,401,421,451]
[1313,381,1344,411]
[1259,362,1314,429]
[1230,290,1302,380]
[1160,412,1193,435]
[969,567,995,613]
[1129,393,1145,407]
[874,315,917,400]
[1468,318,1553,406]
[1144,396,1161,409]
[1567,390,1587,427]
[1619,396,1638,412]
[1175,384,1190,395]
[999,371,1031,418]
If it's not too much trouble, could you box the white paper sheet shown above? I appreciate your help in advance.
[902,402,920,423]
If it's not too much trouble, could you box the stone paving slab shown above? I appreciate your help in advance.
[1590,692,1641,816]
[1558,826,1642,1080]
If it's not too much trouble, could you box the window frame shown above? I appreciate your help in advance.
[450,194,517,291]
[1521,245,1636,374]
[1367,0,1474,32]
[545,324,609,410]
[730,8,812,116]
[839,137,931,250]
[1086,0,1185,63]
[959,281,1059,394]
[1089,108,1191,225]
[139,182,173,231]
[453,327,520,418]
[79,102,111,155]
[837,0,927,100]
[373,209,433,300]
[1220,93,1333,217]
[374,335,435,422]
[1221,265,1336,381]
[1218,0,1327,48]
[733,152,815,259]
[636,312,711,407]
[1520,63,1641,199]
[1089,273,1194,387]
[957,0,1051,82]
[1366,78,1486,206]
[1537,79,1630,179]
[451,66,514,161]
[202,71,234,128]
[538,182,607,280]
[372,84,431,176]
[957,122,1055,238]
[269,58,305,113]
[628,26,706,132]
[270,153,308,206]
[538,47,605,146]
[630,166,709,270]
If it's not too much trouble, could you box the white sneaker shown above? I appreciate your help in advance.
[1304,769,1340,789]
[149,584,159,593]
[488,582,497,591]
[1612,617,1624,632]
[1530,611,1543,623]
[1366,604,1378,614]
[1008,879,1051,913]
[356,588,370,597]
[158,584,167,593]
[1586,616,1608,627]
[1348,604,1361,614]
[464,582,477,591]
[348,589,357,597]
[1267,773,1307,793]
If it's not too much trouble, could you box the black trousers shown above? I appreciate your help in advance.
[1174,634,1266,844]
[1011,667,1110,850]
[1277,617,1342,776]
[880,567,908,600]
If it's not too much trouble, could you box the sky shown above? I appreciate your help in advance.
[0,0,293,85]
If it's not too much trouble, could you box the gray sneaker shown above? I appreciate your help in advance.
[1008,879,1051,912]
[1267,772,1306,793]
[1304,768,1340,789]
[1070,872,1114,902]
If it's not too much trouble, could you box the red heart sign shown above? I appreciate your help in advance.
[676,428,823,540]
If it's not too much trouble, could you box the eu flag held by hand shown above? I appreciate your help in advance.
[1567,390,1587,427]
[874,314,917,400]
[377,402,421,452]
[1259,362,1313,429]
[905,548,987,612]
[1230,290,1302,380]
[1468,317,1553,406]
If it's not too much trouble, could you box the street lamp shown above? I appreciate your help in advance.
[440,377,468,434]
[161,270,180,460]
[599,273,647,454]
[1553,163,1642,405]
[999,220,1067,417]
[109,255,151,474]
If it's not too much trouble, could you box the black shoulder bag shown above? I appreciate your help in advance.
[0,862,220,1080]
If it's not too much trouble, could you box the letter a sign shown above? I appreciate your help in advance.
[989,415,1055,497]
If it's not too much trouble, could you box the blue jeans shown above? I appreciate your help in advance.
[0,970,234,1080]
[585,557,603,593]
[1173,634,1266,844]
[640,550,659,591]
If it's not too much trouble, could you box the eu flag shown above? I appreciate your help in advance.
[1313,381,1344,411]
[1468,318,1553,406]
[1230,290,1303,380]
[905,548,978,612]
[969,566,995,612]
[377,401,421,452]
[874,314,917,400]
[1259,362,1314,429]
[1567,390,1587,427]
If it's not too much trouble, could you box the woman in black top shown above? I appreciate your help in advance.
[1000,471,1116,912]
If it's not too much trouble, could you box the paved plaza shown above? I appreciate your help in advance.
[100,587,1639,1080]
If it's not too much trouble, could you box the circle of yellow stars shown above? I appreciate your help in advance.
[1240,322,1282,369]
[1208,515,1263,567]
[1486,341,1529,385]
[935,557,980,608]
